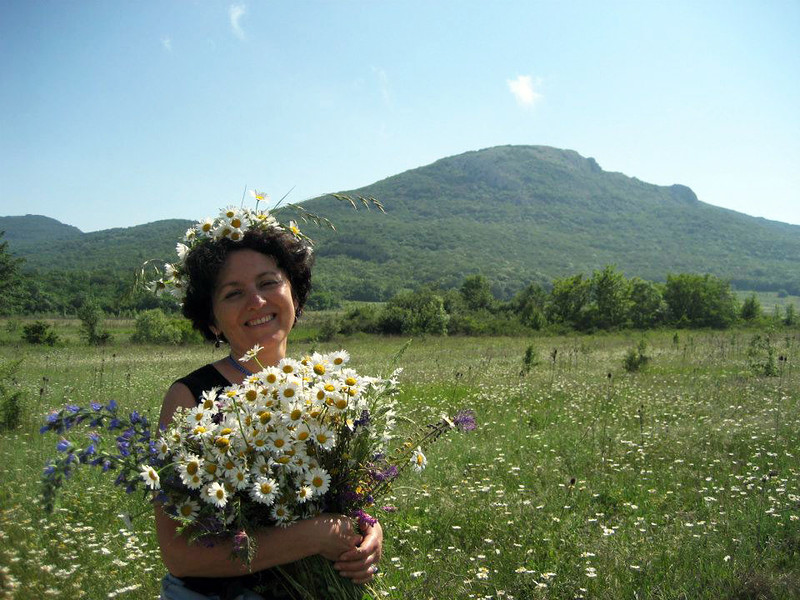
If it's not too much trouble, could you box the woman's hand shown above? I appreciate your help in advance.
[312,514,363,561]
[333,521,383,584]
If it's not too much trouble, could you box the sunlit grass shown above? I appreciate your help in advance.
[1,330,798,598]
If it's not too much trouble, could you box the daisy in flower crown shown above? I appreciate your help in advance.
[152,191,383,600]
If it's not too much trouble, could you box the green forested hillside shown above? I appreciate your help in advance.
[3,145,800,312]
[300,145,800,298]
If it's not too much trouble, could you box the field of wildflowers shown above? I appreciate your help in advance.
[0,329,798,599]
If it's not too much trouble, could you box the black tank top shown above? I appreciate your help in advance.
[171,365,288,599]
[174,364,231,405]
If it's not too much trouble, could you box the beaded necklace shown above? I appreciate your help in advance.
[227,354,254,377]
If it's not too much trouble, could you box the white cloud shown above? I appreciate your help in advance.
[372,67,391,106]
[507,75,542,107]
[161,36,172,51]
[229,4,247,40]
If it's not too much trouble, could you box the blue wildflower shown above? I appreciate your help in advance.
[56,439,72,452]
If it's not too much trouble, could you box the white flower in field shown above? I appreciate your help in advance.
[296,485,314,503]
[203,481,228,508]
[476,566,489,580]
[198,388,219,411]
[250,477,278,505]
[154,438,171,460]
[140,465,161,490]
[259,365,282,386]
[330,350,350,367]
[269,428,293,454]
[278,357,301,376]
[250,430,270,452]
[196,217,215,237]
[175,242,189,262]
[241,345,264,362]
[250,455,272,477]
[312,425,336,450]
[410,447,427,472]
[278,378,301,402]
[292,423,312,443]
[176,499,200,521]
[226,465,249,490]
[271,503,293,525]
[178,455,205,489]
[305,467,331,496]
[283,401,305,426]
[585,567,597,578]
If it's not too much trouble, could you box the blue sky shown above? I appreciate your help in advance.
[1,0,798,231]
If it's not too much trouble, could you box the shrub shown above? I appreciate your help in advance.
[132,309,202,344]
[623,340,650,373]
[520,345,540,376]
[747,334,778,377]
[0,360,23,430]
[77,300,111,345]
[22,320,59,345]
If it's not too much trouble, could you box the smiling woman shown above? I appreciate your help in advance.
[154,210,383,600]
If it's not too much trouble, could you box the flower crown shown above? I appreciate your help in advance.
[149,191,311,302]
[147,189,384,302]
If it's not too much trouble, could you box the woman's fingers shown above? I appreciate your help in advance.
[334,521,383,582]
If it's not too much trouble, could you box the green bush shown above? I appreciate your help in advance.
[747,334,778,377]
[132,309,203,344]
[623,340,650,373]
[0,360,23,430]
[21,320,59,345]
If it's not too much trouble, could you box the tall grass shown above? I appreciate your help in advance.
[0,331,798,599]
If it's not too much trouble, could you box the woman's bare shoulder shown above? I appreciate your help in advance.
[158,381,196,429]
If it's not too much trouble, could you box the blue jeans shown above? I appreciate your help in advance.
[160,574,266,600]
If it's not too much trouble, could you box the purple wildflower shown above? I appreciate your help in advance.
[56,439,72,452]
[353,509,377,529]
[380,505,397,513]
[453,409,477,432]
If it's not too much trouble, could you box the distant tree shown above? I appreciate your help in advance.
[785,303,797,326]
[663,273,737,328]
[546,274,590,328]
[460,274,495,311]
[0,231,24,315]
[628,277,665,329]
[511,282,548,330]
[378,288,448,335]
[739,294,762,322]
[587,265,632,330]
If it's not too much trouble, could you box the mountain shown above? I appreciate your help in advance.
[302,145,800,298]
[3,145,800,304]
[1,216,192,273]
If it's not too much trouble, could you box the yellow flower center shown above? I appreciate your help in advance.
[180,504,194,517]
[186,462,198,475]
[313,364,325,375]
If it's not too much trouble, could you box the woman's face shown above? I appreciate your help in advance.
[210,249,296,365]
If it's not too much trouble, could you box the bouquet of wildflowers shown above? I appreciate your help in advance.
[41,348,475,599]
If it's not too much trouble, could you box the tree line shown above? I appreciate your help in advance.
[322,266,797,338]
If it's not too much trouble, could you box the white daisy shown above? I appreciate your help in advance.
[296,485,314,504]
[203,481,228,508]
[250,477,278,505]
[175,499,200,521]
[305,467,331,496]
[140,465,161,490]
[410,447,427,472]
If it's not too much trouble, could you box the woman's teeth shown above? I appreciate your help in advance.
[247,314,275,326]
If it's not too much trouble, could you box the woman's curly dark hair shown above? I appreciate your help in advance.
[181,228,314,342]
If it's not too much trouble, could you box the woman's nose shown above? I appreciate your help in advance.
[247,290,267,308]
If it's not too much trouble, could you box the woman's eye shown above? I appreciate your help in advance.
[224,290,242,299]
[260,280,280,288]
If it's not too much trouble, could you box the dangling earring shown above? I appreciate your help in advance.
[214,334,221,349]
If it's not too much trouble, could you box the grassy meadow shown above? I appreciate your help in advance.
[0,326,798,599]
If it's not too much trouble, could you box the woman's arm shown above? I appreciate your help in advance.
[155,383,371,578]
